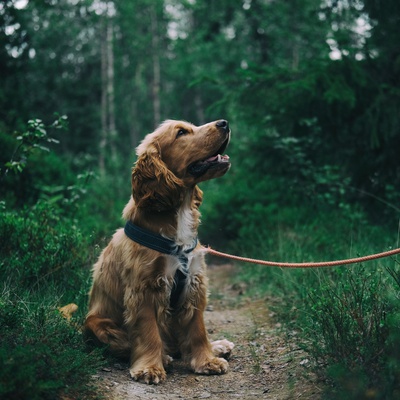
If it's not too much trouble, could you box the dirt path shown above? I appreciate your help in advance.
[94,264,322,399]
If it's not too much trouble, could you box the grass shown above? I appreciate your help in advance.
[226,210,400,399]
[0,200,106,400]
[0,284,105,400]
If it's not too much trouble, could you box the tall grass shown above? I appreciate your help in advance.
[0,285,104,400]
[0,200,105,400]
[224,209,400,399]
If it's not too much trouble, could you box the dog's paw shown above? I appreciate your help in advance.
[163,355,173,371]
[163,354,173,366]
[192,357,229,375]
[211,339,235,360]
[129,365,166,384]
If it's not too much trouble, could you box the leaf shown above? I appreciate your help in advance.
[46,138,60,144]
[33,144,50,152]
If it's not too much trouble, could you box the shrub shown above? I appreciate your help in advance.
[303,264,400,399]
[0,116,74,208]
[0,286,104,400]
[0,116,106,399]
[0,201,89,293]
[225,206,400,399]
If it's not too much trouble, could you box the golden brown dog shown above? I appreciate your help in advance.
[85,119,234,384]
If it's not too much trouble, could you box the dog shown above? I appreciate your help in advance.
[85,119,234,384]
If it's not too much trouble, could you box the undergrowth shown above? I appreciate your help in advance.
[225,211,400,399]
[0,117,108,399]
[0,201,105,400]
[0,285,104,400]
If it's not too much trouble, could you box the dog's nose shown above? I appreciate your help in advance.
[216,119,229,132]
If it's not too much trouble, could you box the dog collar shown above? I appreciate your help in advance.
[124,220,198,308]
[124,220,198,258]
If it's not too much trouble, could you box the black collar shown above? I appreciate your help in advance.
[124,220,198,259]
[124,220,198,309]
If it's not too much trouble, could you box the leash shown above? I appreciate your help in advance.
[203,246,400,269]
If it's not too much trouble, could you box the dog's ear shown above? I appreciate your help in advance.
[131,146,184,211]
[193,186,203,210]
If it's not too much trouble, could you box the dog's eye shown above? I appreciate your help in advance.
[176,128,187,138]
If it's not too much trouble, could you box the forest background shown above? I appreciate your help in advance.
[0,0,399,399]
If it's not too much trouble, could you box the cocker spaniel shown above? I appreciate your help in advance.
[85,119,234,384]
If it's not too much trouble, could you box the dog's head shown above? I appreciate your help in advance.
[132,119,231,210]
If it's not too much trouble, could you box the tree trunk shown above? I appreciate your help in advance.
[151,5,161,128]
[194,91,205,124]
[99,20,108,174]
[130,62,144,149]
[99,2,116,173]
[106,16,117,162]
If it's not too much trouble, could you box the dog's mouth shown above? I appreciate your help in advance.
[188,136,231,178]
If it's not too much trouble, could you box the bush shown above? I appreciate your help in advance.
[227,213,400,400]
[303,265,400,399]
[0,201,89,293]
[0,116,74,208]
[0,286,104,400]
[0,117,106,399]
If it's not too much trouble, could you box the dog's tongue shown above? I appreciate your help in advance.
[206,155,219,162]
[205,154,230,163]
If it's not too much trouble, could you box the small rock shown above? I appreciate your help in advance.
[102,367,112,372]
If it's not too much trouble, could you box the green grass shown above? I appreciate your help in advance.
[0,285,104,400]
[0,201,105,400]
[229,212,400,399]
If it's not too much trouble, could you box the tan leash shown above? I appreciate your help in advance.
[203,246,400,269]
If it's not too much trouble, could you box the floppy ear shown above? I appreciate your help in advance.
[193,186,203,210]
[131,148,184,211]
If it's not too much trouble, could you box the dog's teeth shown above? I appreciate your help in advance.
[217,154,221,162]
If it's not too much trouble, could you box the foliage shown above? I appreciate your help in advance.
[0,116,105,398]
[2,115,66,175]
[0,201,88,290]
[304,265,400,399]
[0,114,73,208]
[226,211,400,399]
[0,285,104,400]
[0,204,104,400]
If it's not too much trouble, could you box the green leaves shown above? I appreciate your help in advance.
[2,115,67,177]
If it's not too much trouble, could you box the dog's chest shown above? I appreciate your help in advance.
[164,250,204,308]
[175,198,197,247]
[165,250,203,278]
[166,195,204,304]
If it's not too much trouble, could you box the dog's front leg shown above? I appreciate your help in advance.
[180,307,229,375]
[128,301,166,384]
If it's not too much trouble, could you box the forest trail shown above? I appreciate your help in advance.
[94,264,322,399]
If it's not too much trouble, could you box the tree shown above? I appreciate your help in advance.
[99,1,117,173]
